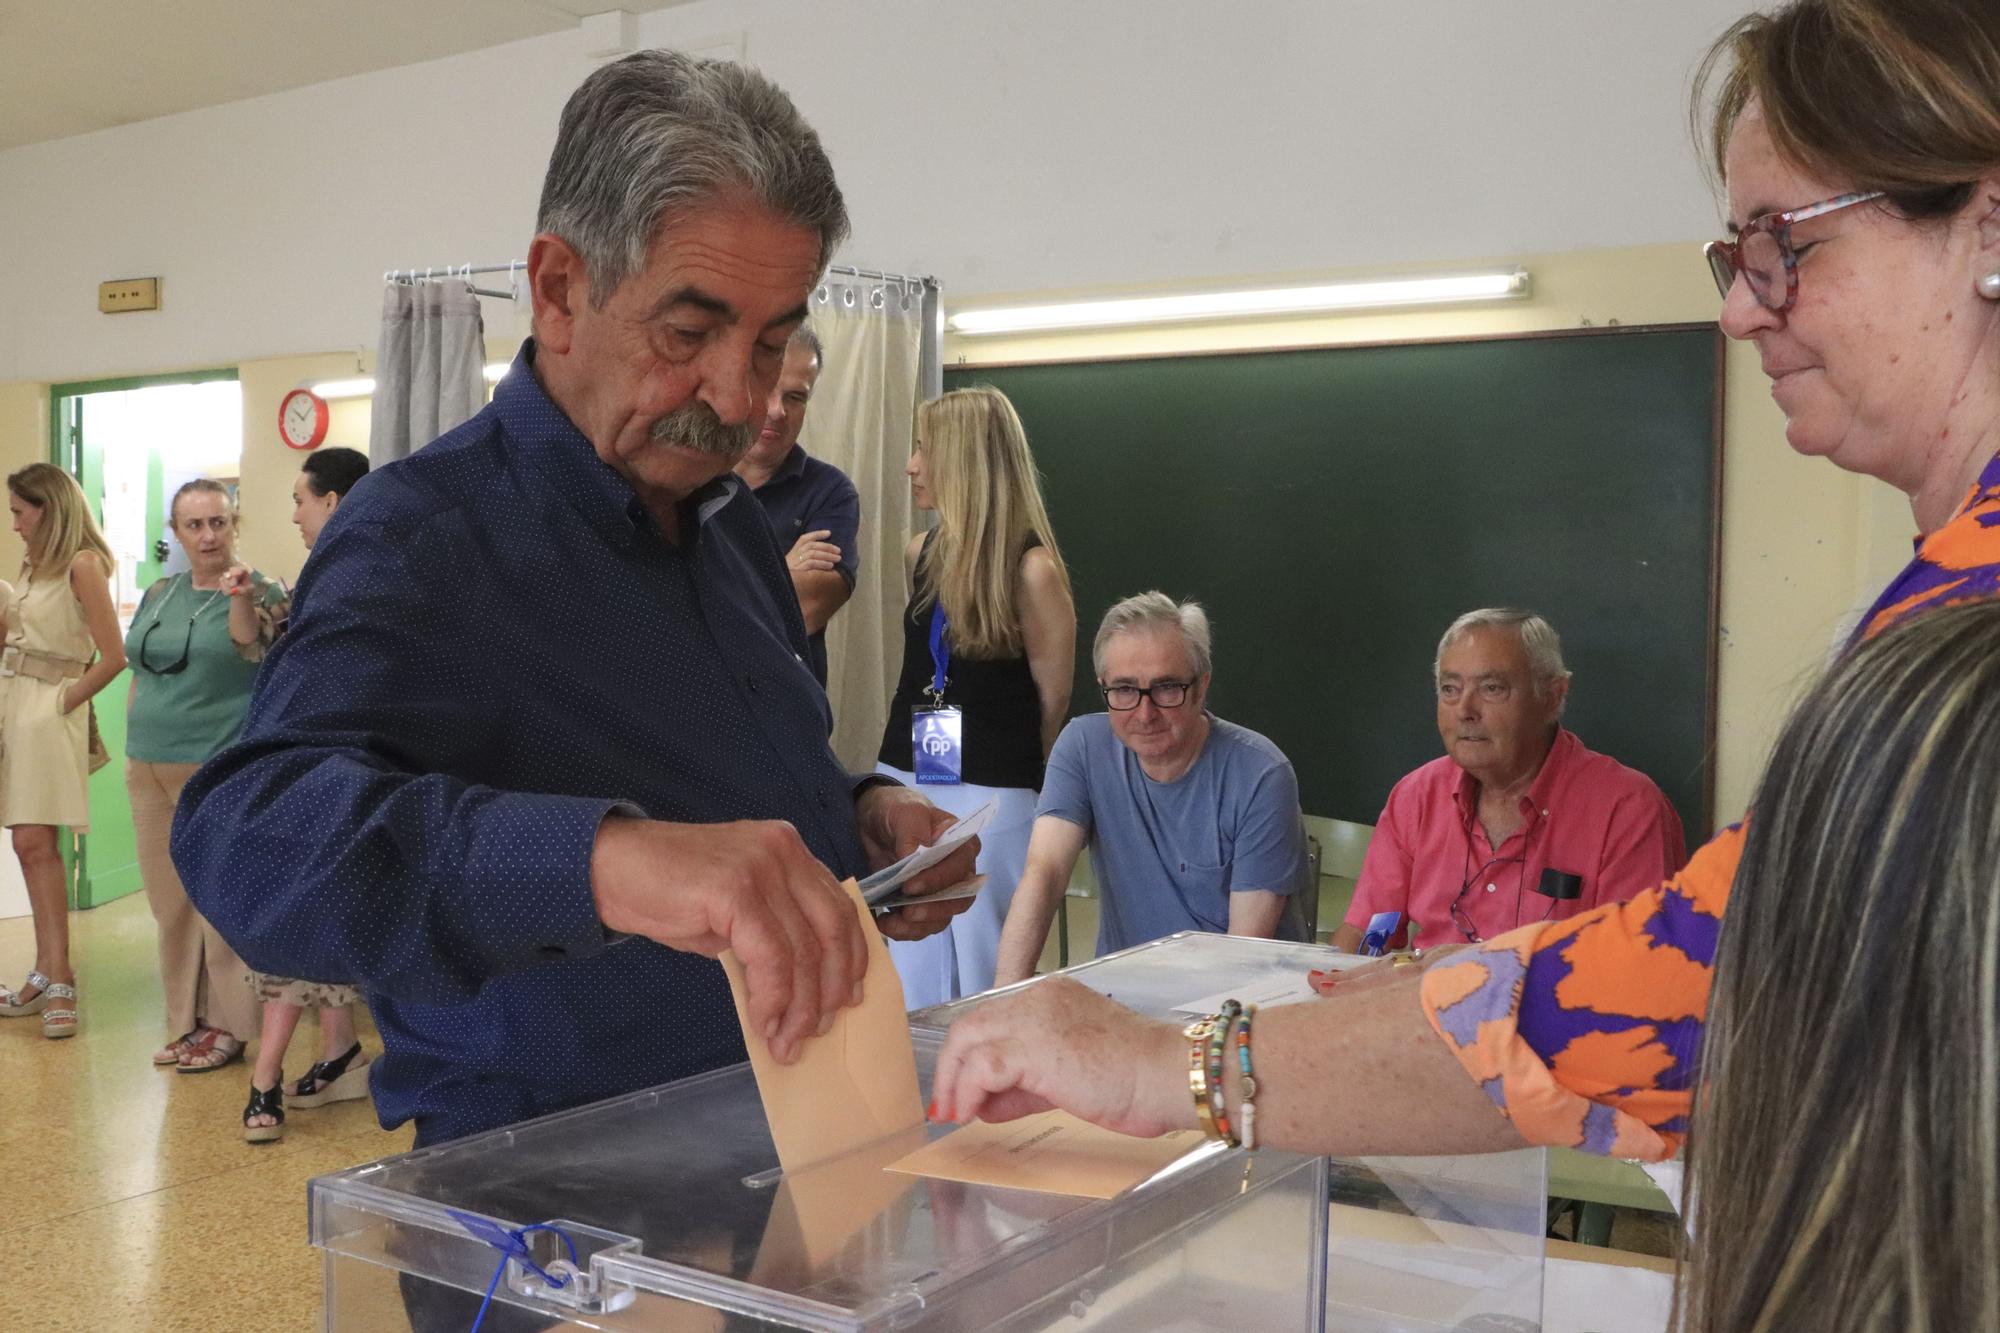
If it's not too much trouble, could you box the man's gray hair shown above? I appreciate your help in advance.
[537,50,850,305]
[1093,591,1213,678]
[1434,608,1571,699]
[789,322,824,369]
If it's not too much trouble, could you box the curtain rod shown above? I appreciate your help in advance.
[384,262,522,300]
[826,265,936,288]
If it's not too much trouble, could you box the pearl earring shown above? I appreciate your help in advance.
[1979,271,2000,300]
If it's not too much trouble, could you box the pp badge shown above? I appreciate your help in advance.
[912,706,964,785]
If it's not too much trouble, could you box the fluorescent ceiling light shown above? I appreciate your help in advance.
[312,363,510,399]
[946,270,1531,336]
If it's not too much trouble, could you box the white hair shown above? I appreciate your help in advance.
[1093,591,1212,678]
[1434,608,1571,705]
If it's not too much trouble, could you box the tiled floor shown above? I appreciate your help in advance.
[0,894,412,1332]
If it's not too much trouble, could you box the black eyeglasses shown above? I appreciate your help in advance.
[1449,848,1527,945]
[136,618,193,675]
[1101,680,1192,711]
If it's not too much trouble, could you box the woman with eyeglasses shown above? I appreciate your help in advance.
[0,463,125,1039]
[930,0,2000,1191]
[240,449,373,1144]
[124,479,286,1074]
[875,387,1076,1009]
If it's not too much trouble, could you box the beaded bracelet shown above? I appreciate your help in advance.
[1205,1000,1241,1147]
[1233,1002,1259,1154]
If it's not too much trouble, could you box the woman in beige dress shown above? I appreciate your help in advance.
[0,463,126,1037]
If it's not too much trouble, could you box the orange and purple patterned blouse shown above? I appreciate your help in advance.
[1421,450,2000,1159]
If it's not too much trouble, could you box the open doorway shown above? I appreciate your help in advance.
[2,370,243,920]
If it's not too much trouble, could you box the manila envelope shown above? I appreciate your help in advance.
[720,878,926,1176]
[886,1109,1209,1200]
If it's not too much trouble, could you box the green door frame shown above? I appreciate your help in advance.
[47,367,240,911]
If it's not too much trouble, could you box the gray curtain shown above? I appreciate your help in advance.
[807,276,928,770]
[370,278,485,462]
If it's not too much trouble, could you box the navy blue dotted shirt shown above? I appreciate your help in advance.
[173,341,875,1145]
[747,442,861,686]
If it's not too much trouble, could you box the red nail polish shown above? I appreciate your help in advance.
[926,1098,940,1120]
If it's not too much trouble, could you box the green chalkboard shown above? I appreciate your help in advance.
[946,323,1722,839]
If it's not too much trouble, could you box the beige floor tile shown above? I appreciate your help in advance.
[0,894,413,1329]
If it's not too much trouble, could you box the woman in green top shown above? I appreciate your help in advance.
[127,479,289,1075]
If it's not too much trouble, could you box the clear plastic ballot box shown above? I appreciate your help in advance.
[913,933,1551,1331]
[311,1028,1330,1331]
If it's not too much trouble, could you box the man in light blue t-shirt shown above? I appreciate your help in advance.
[991,592,1310,986]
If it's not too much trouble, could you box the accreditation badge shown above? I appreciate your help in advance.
[912,706,964,785]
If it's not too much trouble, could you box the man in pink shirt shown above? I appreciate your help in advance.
[1333,609,1686,952]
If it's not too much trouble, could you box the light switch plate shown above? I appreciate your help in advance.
[99,277,160,313]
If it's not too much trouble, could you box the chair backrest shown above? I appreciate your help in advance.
[1299,832,1322,939]
[1319,818,1374,880]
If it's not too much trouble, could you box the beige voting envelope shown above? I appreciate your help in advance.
[886,1109,1209,1200]
[751,1123,931,1287]
[720,878,925,1175]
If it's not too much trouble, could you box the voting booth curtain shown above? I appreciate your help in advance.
[807,275,927,770]
[370,278,486,464]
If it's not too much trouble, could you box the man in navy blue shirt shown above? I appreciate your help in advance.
[172,50,974,1150]
[734,325,861,686]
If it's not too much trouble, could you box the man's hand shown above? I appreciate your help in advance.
[786,529,842,574]
[589,816,867,1064]
[856,783,981,942]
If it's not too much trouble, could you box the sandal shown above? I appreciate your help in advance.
[176,1027,244,1073]
[243,1081,285,1144]
[154,1031,200,1066]
[288,1041,371,1108]
[0,970,51,1016]
[40,982,79,1039]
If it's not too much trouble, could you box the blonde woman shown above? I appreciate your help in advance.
[0,463,125,1037]
[876,387,1076,1009]
[125,479,287,1074]
[1680,599,2000,1330]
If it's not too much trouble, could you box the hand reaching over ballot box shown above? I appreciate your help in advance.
[929,977,1190,1138]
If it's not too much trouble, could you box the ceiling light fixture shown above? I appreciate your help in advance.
[946,269,1531,336]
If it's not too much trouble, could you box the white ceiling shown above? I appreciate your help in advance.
[0,1,689,151]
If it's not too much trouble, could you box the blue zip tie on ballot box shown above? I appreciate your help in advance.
[447,1209,579,1333]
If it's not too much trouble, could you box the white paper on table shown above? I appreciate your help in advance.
[1172,972,1321,1015]
[859,801,996,903]
[1542,1257,1675,1333]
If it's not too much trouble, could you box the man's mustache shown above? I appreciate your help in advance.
[650,402,752,458]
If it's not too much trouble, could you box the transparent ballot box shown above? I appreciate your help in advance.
[312,1031,1329,1331]
[908,931,1366,1034]
[912,933,1549,1331]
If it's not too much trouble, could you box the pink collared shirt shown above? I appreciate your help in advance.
[1343,728,1687,950]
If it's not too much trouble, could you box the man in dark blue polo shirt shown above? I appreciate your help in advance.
[734,325,861,686]
[171,50,974,1151]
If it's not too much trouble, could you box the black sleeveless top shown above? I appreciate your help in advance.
[877,532,1047,789]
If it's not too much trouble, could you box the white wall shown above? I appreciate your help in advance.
[0,0,1755,384]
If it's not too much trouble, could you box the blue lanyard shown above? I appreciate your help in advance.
[927,602,951,701]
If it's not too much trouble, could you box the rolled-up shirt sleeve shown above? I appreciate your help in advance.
[172,513,625,1005]
[1418,823,1741,1160]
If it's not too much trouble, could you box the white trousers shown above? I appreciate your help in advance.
[874,764,1038,1010]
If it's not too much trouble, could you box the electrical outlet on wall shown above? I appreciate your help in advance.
[99,277,160,313]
